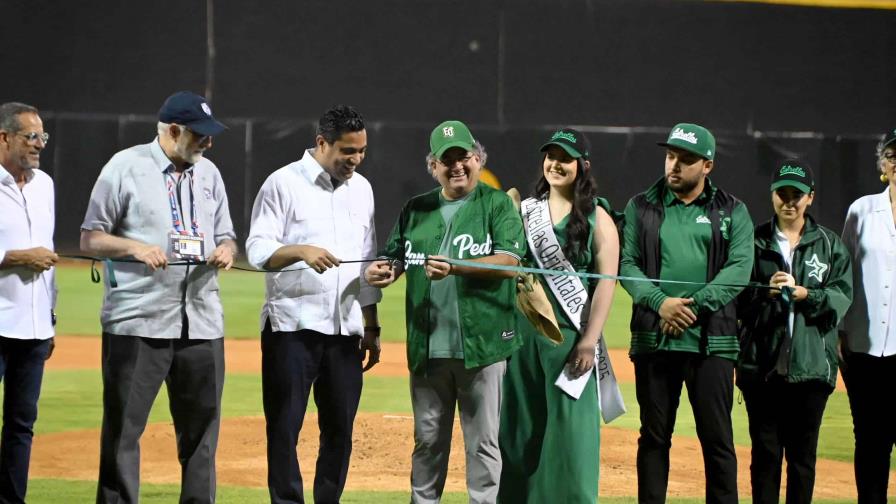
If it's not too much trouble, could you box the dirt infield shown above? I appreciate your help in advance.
[36,336,864,498]
[31,413,862,498]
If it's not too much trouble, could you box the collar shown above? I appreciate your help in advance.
[294,149,347,190]
[0,162,34,187]
[872,186,892,212]
[151,137,194,174]
[757,214,821,248]
[662,177,714,207]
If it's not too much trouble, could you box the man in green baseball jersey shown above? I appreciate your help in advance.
[365,120,525,504]
[619,123,754,504]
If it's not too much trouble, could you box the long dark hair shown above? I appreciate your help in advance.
[533,158,599,262]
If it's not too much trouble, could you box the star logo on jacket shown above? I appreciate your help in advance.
[804,253,828,282]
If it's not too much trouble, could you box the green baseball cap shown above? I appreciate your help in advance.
[657,122,716,160]
[770,160,814,194]
[539,128,591,160]
[430,120,475,158]
[880,126,896,151]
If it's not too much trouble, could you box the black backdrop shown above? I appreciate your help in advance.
[3,0,893,249]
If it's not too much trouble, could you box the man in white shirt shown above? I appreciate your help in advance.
[80,91,237,504]
[246,105,382,504]
[0,102,58,503]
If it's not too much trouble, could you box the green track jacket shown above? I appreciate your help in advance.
[736,215,853,389]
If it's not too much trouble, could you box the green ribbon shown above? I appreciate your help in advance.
[440,257,794,306]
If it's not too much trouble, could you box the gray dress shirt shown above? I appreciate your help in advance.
[81,139,236,339]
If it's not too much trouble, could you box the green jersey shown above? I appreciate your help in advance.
[381,183,526,373]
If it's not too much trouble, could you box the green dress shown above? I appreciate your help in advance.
[498,209,601,503]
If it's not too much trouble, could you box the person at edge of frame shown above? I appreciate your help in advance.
[364,120,525,504]
[80,91,237,504]
[840,126,896,504]
[619,122,754,504]
[0,102,58,504]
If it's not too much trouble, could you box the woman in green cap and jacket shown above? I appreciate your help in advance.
[736,159,852,504]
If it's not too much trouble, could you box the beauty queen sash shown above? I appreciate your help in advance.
[521,197,626,423]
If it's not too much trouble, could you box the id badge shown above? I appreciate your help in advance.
[169,232,205,261]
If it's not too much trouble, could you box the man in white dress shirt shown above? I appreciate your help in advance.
[246,105,382,504]
[0,102,57,503]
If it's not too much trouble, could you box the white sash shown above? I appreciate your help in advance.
[521,197,626,423]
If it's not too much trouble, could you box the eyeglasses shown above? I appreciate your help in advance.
[439,153,474,167]
[17,132,49,145]
[187,129,211,144]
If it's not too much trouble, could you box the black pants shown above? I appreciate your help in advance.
[741,380,830,504]
[261,324,363,504]
[842,352,896,504]
[96,334,225,504]
[0,337,50,504]
[633,351,738,504]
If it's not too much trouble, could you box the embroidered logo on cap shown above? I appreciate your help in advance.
[670,127,698,144]
[442,126,455,137]
[550,130,577,144]
[201,103,212,116]
[779,165,806,177]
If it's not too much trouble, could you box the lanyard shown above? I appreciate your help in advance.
[164,168,200,235]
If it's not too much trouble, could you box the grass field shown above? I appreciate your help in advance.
[22,265,864,502]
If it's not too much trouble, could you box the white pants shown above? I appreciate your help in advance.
[409,358,506,504]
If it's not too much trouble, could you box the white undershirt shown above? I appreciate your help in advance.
[774,224,796,337]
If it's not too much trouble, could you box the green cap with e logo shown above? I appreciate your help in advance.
[430,120,475,158]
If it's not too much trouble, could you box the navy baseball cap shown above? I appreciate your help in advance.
[158,91,226,136]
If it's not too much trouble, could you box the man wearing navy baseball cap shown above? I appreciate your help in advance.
[81,91,237,503]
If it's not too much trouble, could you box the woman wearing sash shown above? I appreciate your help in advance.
[498,128,619,503]
[736,160,852,504]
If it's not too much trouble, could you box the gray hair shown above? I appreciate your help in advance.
[426,140,488,174]
[877,138,895,172]
[158,121,187,137]
[0,102,39,133]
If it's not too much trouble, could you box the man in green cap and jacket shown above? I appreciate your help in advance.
[365,120,525,504]
[619,123,754,504]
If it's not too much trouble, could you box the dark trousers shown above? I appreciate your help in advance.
[842,352,896,504]
[0,337,50,504]
[633,351,738,504]
[261,324,363,504]
[741,381,830,504]
[96,334,225,504]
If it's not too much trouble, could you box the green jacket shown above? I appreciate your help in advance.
[620,177,754,360]
[381,183,526,374]
[736,215,853,389]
